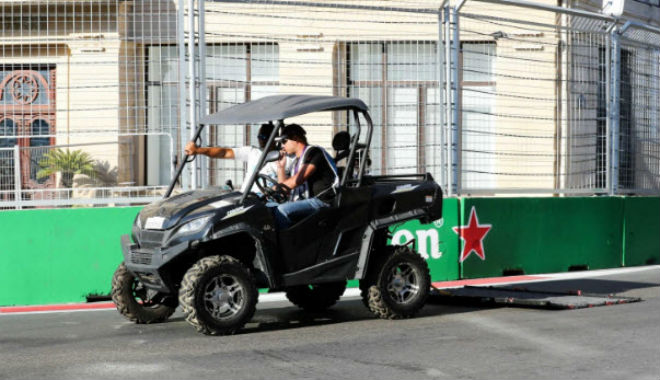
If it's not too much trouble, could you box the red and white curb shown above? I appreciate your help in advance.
[2,265,657,316]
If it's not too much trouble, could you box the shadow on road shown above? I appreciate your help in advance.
[235,299,493,335]
[160,274,658,336]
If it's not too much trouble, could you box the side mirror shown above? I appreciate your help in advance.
[265,150,281,163]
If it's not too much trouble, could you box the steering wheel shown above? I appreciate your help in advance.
[255,174,291,203]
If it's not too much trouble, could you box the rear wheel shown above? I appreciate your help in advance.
[360,245,430,319]
[285,282,347,312]
[179,255,258,335]
[111,262,176,324]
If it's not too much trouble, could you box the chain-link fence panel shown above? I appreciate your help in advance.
[1,0,658,209]
[187,0,448,191]
[0,134,173,209]
[616,22,660,195]
[0,1,183,210]
[452,2,617,195]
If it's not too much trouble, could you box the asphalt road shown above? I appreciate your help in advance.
[1,267,659,380]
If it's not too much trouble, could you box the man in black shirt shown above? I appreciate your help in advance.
[273,124,339,228]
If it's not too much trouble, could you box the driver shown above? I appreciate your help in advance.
[272,124,339,228]
[185,123,293,194]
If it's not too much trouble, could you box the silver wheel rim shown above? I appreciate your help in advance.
[385,263,420,304]
[203,274,245,321]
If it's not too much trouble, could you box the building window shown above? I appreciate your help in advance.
[147,46,180,186]
[460,43,496,189]
[346,41,496,185]
[347,42,439,176]
[592,48,635,190]
[0,65,56,195]
[146,43,279,187]
[206,44,279,187]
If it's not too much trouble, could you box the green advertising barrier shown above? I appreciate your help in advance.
[623,197,660,267]
[1,196,657,307]
[390,198,460,282]
[0,207,140,306]
[459,197,625,278]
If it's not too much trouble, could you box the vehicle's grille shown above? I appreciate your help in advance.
[130,251,152,265]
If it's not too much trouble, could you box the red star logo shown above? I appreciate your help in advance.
[452,206,492,263]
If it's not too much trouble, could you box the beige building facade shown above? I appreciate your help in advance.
[1,0,658,201]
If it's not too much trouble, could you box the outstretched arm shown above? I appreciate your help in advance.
[185,141,235,159]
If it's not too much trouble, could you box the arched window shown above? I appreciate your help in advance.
[0,65,56,193]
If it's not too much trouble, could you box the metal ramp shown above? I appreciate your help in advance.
[429,286,642,310]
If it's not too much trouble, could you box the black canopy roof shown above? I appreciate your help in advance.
[199,94,369,125]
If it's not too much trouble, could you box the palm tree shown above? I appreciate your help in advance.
[37,148,96,188]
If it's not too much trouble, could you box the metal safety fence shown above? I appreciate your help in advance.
[0,134,173,209]
[0,0,182,209]
[615,21,660,194]
[444,0,660,195]
[184,0,660,196]
[0,0,658,210]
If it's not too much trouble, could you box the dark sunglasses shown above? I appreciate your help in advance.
[257,134,268,140]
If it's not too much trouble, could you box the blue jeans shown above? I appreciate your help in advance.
[270,198,329,229]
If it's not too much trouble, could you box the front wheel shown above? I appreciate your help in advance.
[179,255,258,335]
[111,262,176,324]
[360,245,430,319]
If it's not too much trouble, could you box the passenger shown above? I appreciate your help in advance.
[273,124,339,228]
[184,123,293,194]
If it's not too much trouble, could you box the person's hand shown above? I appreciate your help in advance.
[277,150,287,169]
[185,141,198,156]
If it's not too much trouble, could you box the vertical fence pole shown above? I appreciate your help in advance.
[13,145,21,210]
[187,0,198,190]
[198,0,209,188]
[605,28,612,194]
[444,6,453,196]
[178,0,190,191]
[609,27,620,195]
[438,8,447,192]
[450,7,461,196]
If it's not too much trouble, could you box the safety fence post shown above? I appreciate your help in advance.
[178,0,191,191]
[450,6,461,196]
[438,8,448,192]
[609,26,620,195]
[13,145,21,210]
[198,0,209,189]
[187,0,198,191]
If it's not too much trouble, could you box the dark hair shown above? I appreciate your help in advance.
[257,123,274,141]
[281,123,307,144]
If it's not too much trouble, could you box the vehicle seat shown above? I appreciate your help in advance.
[332,131,350,179]
[333,131,351,163]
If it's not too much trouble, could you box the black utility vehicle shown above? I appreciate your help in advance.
[112,95,443,335]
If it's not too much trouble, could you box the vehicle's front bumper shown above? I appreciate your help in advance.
[120,234,188,293]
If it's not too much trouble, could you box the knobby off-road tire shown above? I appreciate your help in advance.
[179,255,258,336]
[111,262,176,324]
[360,245,430,319]
[285,282,347,312]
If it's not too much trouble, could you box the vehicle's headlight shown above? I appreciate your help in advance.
[177,216,211,235]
